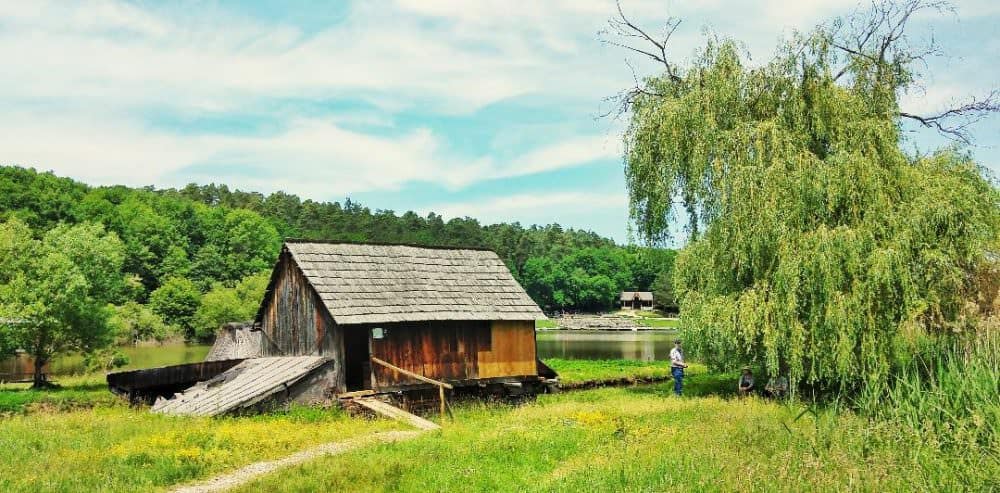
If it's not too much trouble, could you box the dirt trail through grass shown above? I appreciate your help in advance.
[170,430,424,493]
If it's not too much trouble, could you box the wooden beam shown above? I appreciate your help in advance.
[371,356,454,389]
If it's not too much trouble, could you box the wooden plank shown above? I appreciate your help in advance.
[354,397,440,431]
[337,390,376,399]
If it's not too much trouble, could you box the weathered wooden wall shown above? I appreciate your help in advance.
[258,251,345,391]
[366,320,537,388]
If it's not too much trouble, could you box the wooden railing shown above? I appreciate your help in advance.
[370,356,453,422]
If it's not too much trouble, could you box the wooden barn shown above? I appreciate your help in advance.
[255,240,553,395]
[110,241,556,416]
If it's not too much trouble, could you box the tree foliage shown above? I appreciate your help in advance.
[0,218,125,386]
[108,301,176,345]
[0,166,674,317]
[619,1,1000,390]
[148,277,202,340]
[193,272,270,340]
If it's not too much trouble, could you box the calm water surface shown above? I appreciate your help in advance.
[536,330,678,361]
[3,330,675,378]
[1,344,212,378]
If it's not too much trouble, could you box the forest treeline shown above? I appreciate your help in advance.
[0,166,675,347]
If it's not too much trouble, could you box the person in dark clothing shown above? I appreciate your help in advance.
[738,367,755,397]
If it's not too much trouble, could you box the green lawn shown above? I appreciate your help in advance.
[233,384,996,492]
[535,319,559,329]
[0,384,403,492]
[3,361,995,492]
[544,358,688,386]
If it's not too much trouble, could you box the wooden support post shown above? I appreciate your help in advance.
[439,385,446,422]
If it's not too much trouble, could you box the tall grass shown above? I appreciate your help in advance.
[856,329,1000,451]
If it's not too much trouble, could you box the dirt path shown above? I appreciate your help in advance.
[170,430,424,493]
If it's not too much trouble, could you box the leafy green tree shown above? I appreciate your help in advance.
[616,0,1000,390]
[108,301,176,345]
[192,272,270,340]
[149,277,202,340]
[650,266,678,313]
[44,222,128,302]
[0,218,125,387]
[217,209,281,281]
[521,257,558,310]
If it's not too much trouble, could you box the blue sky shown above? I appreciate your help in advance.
[1,1,997,245]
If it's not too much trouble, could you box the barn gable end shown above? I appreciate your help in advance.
[256,249,345,391]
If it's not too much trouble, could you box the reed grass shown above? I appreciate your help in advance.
[856,329,1000,452]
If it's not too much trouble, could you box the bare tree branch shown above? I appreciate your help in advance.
[829,0,996,143]
[600,0,682,83]
[830,0,950,82]
[598,1,686,119]
[900,90,1000,144]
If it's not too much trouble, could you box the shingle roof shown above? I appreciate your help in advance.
[285,241,545,325]
[620,291,654,301]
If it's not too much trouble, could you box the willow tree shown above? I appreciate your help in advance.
[613,0,1000,390]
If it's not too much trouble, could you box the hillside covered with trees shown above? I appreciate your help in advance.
[0,166,675,371]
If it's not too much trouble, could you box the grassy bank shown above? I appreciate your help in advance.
[0,375,114,415]
[234,383,997,492]
[545,359,689,386]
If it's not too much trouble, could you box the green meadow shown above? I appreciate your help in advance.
[234,382,998,492]
[2,358,996,492]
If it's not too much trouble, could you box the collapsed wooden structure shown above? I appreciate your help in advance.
[108,240,557,416]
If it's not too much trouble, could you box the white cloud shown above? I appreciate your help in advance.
[503,135,622,178]
[0,106,619,199]
[0,0,995,210]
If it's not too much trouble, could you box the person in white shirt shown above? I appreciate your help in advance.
[670,339,687,396]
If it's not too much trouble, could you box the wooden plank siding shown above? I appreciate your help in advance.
[365,320,536,389]
[477,320,536,378]
[258,251,345,392]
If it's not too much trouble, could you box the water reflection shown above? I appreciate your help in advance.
[1,344,212,379]
[536,330,677,361]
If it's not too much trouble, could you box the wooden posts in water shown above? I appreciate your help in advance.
[371,356,452,423]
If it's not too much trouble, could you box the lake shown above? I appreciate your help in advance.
[2,330,677,378]
[536,330,678,361]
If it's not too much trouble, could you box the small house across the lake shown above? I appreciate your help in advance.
[109,240,556,416]
[620,291,654,310]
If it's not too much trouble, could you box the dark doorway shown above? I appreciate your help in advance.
[632,296,642,310]
[344,328,371,391]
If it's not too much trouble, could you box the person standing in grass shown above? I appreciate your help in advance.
[670,339,687,396]
[738,367,755,397]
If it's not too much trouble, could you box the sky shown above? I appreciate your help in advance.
[1,1,997,245]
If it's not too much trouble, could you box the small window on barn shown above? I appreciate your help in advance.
[372,327,385,340]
